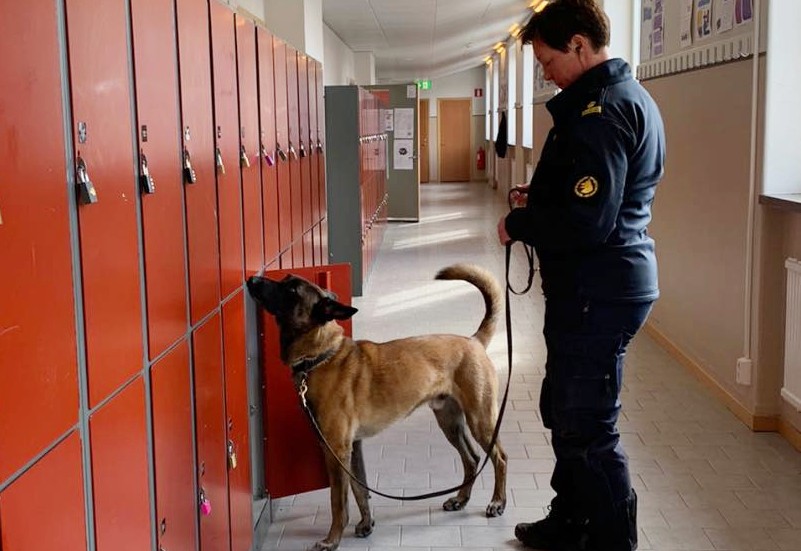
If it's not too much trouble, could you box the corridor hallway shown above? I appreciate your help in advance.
[263,182,801,551]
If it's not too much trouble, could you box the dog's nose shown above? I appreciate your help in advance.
[246,276,262,296]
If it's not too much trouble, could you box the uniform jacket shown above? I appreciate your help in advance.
[505,58,666,302]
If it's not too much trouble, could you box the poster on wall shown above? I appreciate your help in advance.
[651,0,664,57]
[735,0,753,25]
[394,108,414,139]
[383,109,394,132]
[695,0,713,41]
[393,139,413,170]
[714,0,734,33]
[640,0,654,61]
[680,0,694,48]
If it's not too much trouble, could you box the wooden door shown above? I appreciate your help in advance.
[438,98,471,182]
[419,99,429,183]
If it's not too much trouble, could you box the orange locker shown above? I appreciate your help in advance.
[257,27,280,268]
[0,433,87,550]
[211,1,245,299]
[65,0,143,408]
[222,292,252,551]
[0,0,79,482]
[130,0,188,360]
[176,0,221,323]
[308,58,320,227]
[298,54,314,267]
[90,378,151,550]
[286,46,304,267]
[236,15,264,278]
[316,62,329,265]
[192,314,231,551]
[273,38,292,265]
[261,264,352,498]
[151,341,197,551]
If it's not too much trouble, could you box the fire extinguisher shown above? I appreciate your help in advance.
[476,146,486,171]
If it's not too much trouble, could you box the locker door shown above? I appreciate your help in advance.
[130,0,188,360]
[222,292,252,551]
[316,62,329,264]
[257,27,280,269]
[211,0,244,299]
[0,433,86,550]
[192,314,231,551]
[236,15,264,278]
[176,0,221,323]
[151,341,196,551]
[90,378,151,550]
[0,0,79,481]
[308,58,320,228]
[297,54,314,267]
[272,38,292,265]
[286,46,303,267]
[261,264,352,498]
[65,0,143,408]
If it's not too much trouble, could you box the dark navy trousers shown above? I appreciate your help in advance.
[540,296,653,549]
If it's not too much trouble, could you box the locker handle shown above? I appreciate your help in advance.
[76,156,98,204]
[276,143,288,162]
[240,146,251,168]
[183,149,197,184]
[288,143,298,160]
[316,140,323,153]
[299,140,307,158]
[140,153,156,194]
[215,147,226,175]
[261,145,275,167]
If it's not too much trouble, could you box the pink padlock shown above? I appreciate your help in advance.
[200,499,212,516]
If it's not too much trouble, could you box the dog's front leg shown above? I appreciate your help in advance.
[313,447,350,551]
[349,440,374,537]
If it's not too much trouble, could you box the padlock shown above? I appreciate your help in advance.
[276,143,287,162]
[240,146,251,168]
[288,143,298,160]
[316,140,323,153]
[215,147,225,175]
[299,140,306,158]
[76,157,98,204]
[199,489,212,516]
[227,440,238,470]
[261,145,275,167]
[140,153,156,194]
[183,149,197,183]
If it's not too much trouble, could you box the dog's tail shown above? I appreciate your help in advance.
[435,264,502,348]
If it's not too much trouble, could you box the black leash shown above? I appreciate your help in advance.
[506,189,538,295]
[294,249,519,501]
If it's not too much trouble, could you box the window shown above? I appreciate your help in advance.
[507,41,517,146]
[485,64,491,140]
[492,57,500,139]
[522,43,534,149]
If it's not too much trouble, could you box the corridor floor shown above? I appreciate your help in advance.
[262,182,801,551]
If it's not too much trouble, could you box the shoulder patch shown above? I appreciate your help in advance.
[581,101,603,116]
[574,176,599,198]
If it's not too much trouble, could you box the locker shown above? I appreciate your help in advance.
[192,314,231,551]
[176,0,221,323]
[0,0,80,481]
[315,62,329,265]
[261,264,352,498]
[286,46,304,267]
[65,0,143,407]
[272,38,292,264]
[298,54,314,268]
[151,341,197,551]
[236,15,264,278]
[222,292,253,551]
[257,27,281,267]
[90,378,151,550]
[211,0,245,299]
[0,433,87,550]
[308,58,321,228]
[130,0,188,360]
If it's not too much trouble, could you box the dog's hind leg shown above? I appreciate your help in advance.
[464,407,508,517]
[316,446,351,551]
[432,396,480,512]
[349,440,375,537]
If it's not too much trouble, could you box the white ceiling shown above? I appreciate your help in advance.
[322,0,534,83]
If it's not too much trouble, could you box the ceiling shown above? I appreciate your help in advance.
[322,0,534,83]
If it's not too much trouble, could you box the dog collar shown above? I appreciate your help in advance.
[290,348,336,376]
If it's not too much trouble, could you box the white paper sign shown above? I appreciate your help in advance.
[406,85,417,98]
[383,109,394,132]
[394,108,414,139]
[394,139,414,170]
[715,0,735,33]
[680,0,694,48]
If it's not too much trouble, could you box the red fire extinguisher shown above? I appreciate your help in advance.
[476,146,486,171]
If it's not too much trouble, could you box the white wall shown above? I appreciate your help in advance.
[303,0,324,62]
[323,25,357,86]
[236,0,265,22]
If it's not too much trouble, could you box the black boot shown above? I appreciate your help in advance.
[586,489,638,551]
[514,500,589,550]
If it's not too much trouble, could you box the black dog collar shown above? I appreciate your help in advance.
[290,348,336,376]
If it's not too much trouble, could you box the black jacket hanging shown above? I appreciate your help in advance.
[495,110,508,158]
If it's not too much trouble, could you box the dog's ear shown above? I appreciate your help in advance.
[247,276,280,314]
[312,296,358,322]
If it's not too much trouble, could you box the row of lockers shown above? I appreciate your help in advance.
[0,0,328,549]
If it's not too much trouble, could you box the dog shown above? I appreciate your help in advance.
[247,264,507,551]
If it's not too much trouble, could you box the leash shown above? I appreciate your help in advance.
[506,188,538,295]
[294,248,520,501]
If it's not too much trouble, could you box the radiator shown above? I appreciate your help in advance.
[783,258,801,410]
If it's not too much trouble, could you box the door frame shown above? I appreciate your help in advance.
[437,98,472,182]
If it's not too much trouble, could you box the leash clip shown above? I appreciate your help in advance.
[298,376,309,408]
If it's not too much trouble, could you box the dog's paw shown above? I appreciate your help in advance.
[442,496,468,511]
[485,499,506,517]
[355,518,375,538]
[309,540,338,551]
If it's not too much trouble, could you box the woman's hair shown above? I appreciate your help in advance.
[520,0,610,52]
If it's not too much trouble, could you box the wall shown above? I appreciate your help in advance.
[323,24,356,86]
[420,67,486,182]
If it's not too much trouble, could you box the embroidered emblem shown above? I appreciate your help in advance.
[574,176,599,198]
[582,101,603,116]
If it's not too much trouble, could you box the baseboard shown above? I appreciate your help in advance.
[643,322,779,432]
[779,418,801,453]
[388,217,419,223]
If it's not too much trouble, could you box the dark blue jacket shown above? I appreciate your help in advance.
[505,58,665,302]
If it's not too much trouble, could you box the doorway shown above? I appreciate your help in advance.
[437,98,471,182]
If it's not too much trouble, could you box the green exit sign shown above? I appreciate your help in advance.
[416,80,432,90]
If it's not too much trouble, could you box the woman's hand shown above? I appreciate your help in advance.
[510,184,529,207]
[497,216,512,245]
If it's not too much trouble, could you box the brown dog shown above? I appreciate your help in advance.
[247,264,507,551]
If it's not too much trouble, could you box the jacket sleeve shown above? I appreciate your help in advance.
[504,114,633,251]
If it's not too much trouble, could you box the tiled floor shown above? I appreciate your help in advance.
[262,182,801,551]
